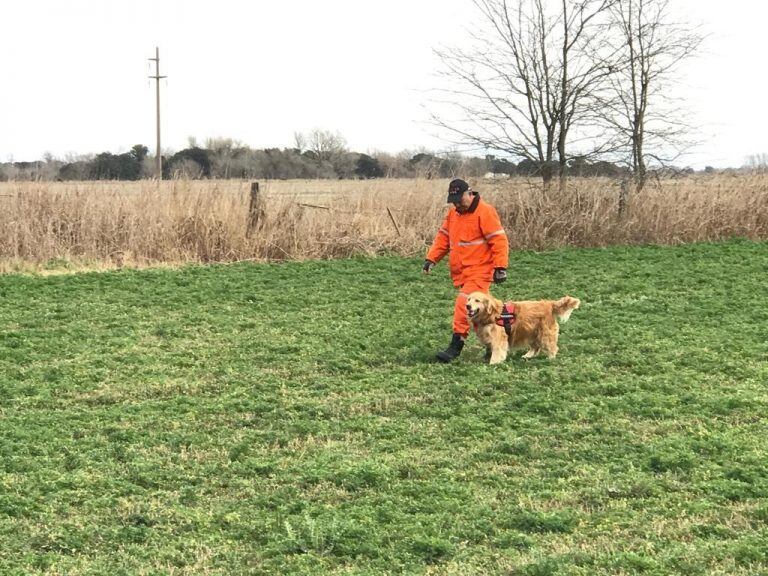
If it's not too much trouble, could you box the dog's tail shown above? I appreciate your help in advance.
[552,296,580,322]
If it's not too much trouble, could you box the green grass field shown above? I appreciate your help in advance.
[1,240,767,575]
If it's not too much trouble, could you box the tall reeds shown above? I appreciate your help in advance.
[1,175,765,272]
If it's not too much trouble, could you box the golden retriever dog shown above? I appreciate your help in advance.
[466,292,580,364]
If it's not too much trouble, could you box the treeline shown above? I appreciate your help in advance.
[1,142,637,182]
[0,128,645,181]
[4,128,738,182]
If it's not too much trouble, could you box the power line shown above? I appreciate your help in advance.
[148,47,167,179]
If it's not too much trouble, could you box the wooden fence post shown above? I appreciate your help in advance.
[386,206,402,237]
[247,182,265,236]
[618,178,630,218]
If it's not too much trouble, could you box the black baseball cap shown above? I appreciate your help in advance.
[447,178,471,203]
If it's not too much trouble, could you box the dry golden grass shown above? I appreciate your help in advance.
[1,175,766,272]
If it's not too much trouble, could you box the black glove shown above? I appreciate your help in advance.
[493,267,508,284]
[422,260,436,274]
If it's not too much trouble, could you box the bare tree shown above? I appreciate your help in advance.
[745,153,768,172]
[204,137,247,179]
[433,0,617,190]
[303,129,347,164]
[293,131,306,153]
[603,0,703,212]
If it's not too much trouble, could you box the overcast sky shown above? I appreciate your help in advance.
[1,0,765,168]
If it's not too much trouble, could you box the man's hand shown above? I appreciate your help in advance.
[422,260,436,274]
[493,267,507,284]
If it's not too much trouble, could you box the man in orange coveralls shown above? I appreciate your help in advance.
[423,178,509,362]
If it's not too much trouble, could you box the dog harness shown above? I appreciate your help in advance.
[496,302,517,336]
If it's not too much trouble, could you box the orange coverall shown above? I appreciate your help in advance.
[426,195,509,337]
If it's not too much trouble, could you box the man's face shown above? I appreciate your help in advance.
[452,191,473,212]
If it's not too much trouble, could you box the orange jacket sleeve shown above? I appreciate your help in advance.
[478,204,509,269]
[426,210,451,263]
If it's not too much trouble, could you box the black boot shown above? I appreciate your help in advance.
[436,333,465,363]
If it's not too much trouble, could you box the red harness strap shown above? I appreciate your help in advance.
[495,302,517,336]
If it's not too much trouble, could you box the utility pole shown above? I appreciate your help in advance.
[148,47,166,179]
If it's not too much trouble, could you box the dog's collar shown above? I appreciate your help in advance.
[495,302,517,336]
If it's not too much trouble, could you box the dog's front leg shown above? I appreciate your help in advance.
[488,342,508,365]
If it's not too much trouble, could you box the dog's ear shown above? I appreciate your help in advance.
[488,295,502,317]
